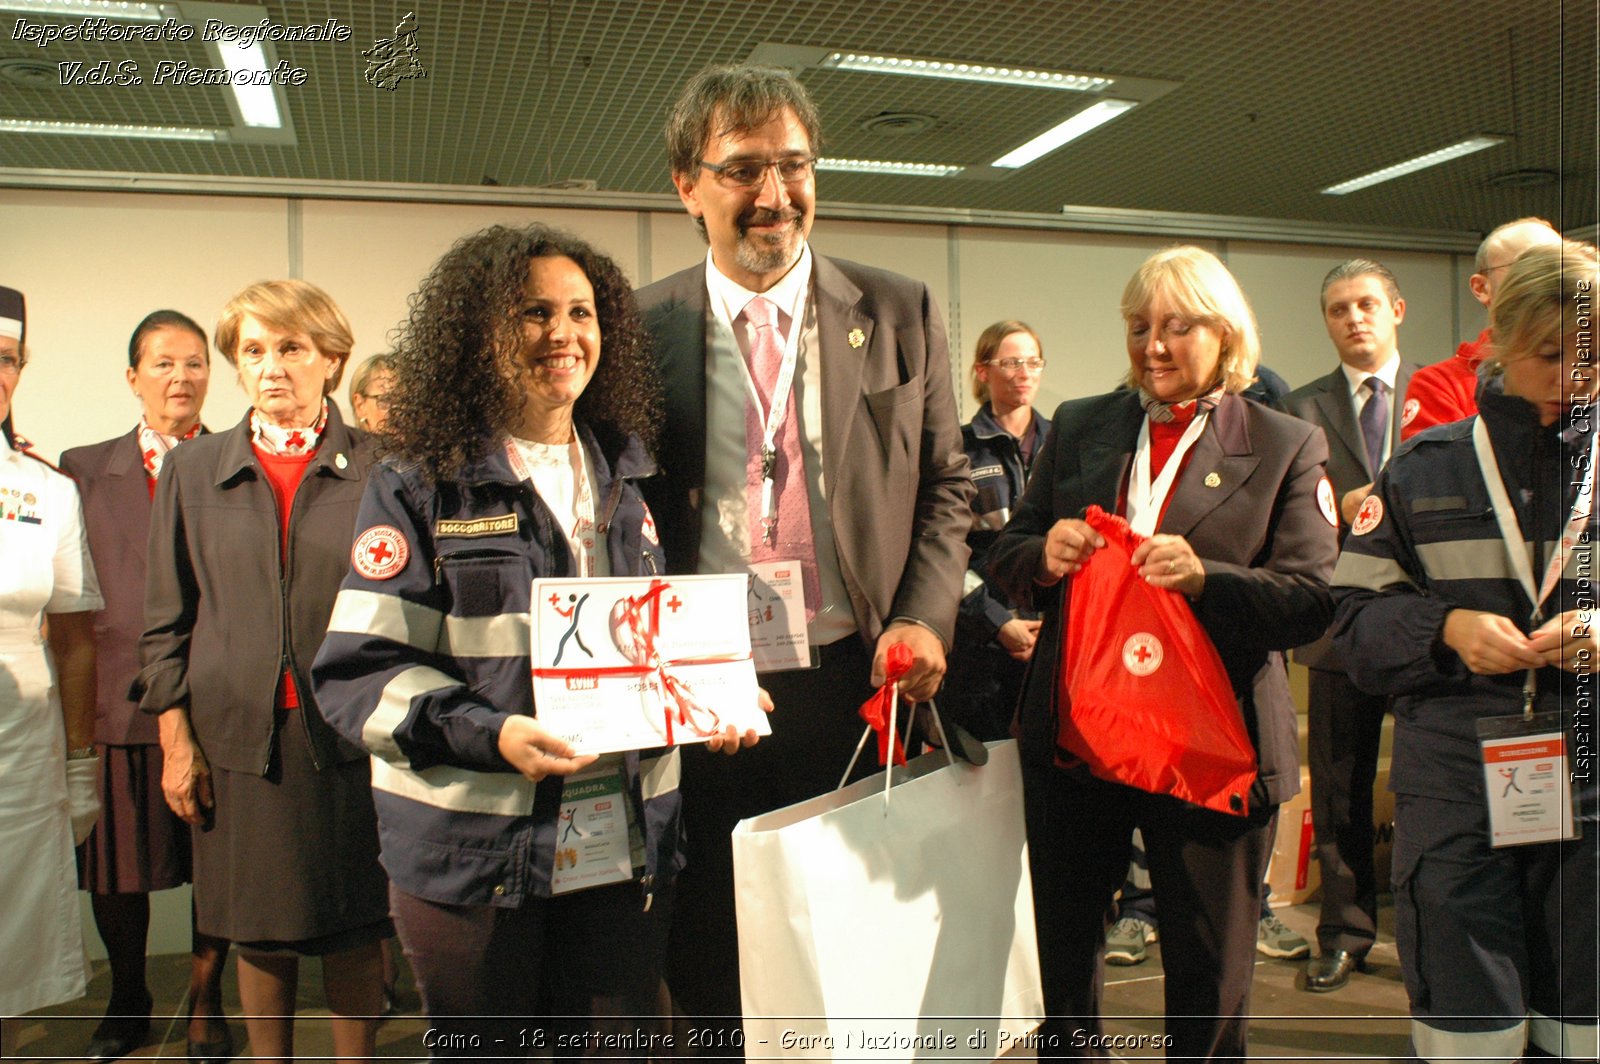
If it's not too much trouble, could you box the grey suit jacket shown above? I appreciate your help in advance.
[1286,359,1418,669]
[636,253,974,648]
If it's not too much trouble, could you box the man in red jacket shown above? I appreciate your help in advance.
[1400,217,1560,439]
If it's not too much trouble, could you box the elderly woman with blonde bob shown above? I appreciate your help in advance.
[137,280,387,1064]
[989,246,1337,1058]
[1331,242,1599,1063]
[348,352,397,433]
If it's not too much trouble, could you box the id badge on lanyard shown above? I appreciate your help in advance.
[551,755,645,894]
[1470,417,1592,846]
[1476,713,1577,846]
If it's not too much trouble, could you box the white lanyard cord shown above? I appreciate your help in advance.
[505,437,598,577]
[1127,412,1210,537]
[1470,416,1596,713]
[736,298,805,539]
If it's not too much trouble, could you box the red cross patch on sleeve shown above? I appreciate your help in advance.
[1316,476,1338,527]
[352,525,409,580]
[1351,494,1384,536]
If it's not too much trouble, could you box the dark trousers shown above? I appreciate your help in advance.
[666,636,877,1056]
[1023,759,1276,1062]
[1393,794,1598,1055]
[1306,667,1388,955]
[391,879,672,1062]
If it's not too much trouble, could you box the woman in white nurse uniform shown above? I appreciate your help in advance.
[0,286,103,1052]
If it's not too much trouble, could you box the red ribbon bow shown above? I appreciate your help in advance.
[614,581,723,745]
[858,642,913,766]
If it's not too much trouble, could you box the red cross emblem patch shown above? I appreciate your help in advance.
[1121,633,1163,677]
[352,525,409,580]
[1351,494,1384,537]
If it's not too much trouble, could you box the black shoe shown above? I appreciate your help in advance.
[1303,949,1367,992]
[87,991,153,1062]
[188,1023,235,1064]
[86,1010,151,1061]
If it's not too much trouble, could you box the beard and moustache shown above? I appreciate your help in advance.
[733,208,805,276]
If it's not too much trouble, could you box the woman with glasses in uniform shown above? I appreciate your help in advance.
[943,321,1051,741]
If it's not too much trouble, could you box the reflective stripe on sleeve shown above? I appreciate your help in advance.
[439,612,530,658]
[962,569,985,597]
[1332,551,1416,592]
[1530,1011,1598,1059]
[371,755,538,817]
[971,508,1009,533]
[1415,539,1519,583]
[1411,1018,1525,1063]
[640,749,681,801]
[327,588,444,651]
[363,665,458,762]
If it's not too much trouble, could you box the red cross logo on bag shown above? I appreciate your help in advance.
[1121,633,1163,676]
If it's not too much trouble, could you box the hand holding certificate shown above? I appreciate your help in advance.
[530,573,771,754]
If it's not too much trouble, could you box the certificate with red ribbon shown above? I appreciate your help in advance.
[530,573,768,754]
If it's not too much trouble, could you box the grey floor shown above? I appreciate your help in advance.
[10,901,1411,1062]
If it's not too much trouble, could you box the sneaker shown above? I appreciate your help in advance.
[1105,917,1152,965]
[1257,913,1311,959]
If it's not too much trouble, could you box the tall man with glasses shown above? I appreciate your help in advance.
[1287,259,1420,992]
[637,63,973,1046]
[1402,217,1561,440]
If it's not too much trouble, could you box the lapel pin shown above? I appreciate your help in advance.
[1204,472,1221,488]
[335,453,349,470]
[847,328,865,349]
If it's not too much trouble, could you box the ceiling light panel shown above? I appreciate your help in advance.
[0,117,221,140]
[992,99,1138,168]
[818,157,963,177]
[820,51,1112,92]
[1321,135,1507,195]
[0,0,163,19]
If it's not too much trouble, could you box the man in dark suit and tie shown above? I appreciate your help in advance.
[1287,259,1419,992]
[636,63,974,1043]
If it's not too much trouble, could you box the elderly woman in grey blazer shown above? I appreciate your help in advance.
[137,280,386,1064]
[990,246,1337,1060]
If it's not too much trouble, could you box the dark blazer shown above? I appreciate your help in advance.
[135,405,372,775]
[636,254,974,647]
[1286,359,1417,669]
[61,428,204,745]
[989,390,1338,807]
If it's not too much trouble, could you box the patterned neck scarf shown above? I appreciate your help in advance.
[138,417,203,479]
[1137,385,1225,424]
[251,401,328,456]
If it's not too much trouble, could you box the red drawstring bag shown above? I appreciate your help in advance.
[1055,506,1256,816]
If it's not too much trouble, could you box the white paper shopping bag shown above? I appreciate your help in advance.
[732,740,1044,1061]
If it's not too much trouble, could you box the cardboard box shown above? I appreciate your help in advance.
[1267,762,1396,907]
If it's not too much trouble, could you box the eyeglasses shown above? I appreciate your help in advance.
[361,393,392,411]
[987,357,1046,374]
[0,353,23,376]
[698,155,817,189]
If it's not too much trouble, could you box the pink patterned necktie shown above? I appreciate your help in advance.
[743,296,819,620]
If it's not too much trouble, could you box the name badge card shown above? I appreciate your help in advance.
[551,757,644,895]
[747,560,810,673]
[531,573,768,755]
[1476,712,1580,847]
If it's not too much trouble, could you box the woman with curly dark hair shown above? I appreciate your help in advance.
[313,223,761,1060]
[379,225,661,478]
